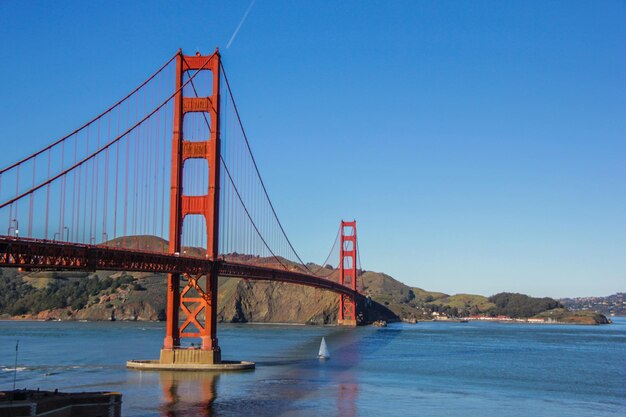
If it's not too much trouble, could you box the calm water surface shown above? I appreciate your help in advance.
[0,318,624,416]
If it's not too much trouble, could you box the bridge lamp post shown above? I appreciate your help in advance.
[64,226,69,242]
[7,219,18,238]
[53,232,60,242]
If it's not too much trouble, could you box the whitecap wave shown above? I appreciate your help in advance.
[1,366,27,372]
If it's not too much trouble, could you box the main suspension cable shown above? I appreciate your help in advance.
[183,55,290,270]
[0,52,178,176]
[310,224,341,277]
[219,62,312,273]
[0,53,212,210]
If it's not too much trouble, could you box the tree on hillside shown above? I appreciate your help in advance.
[0,271,137,316]
[488,292,562,318]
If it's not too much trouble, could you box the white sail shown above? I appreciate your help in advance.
[318,337,330,359]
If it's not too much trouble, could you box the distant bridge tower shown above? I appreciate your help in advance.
[161,49,222,364]
[338,220,358,326]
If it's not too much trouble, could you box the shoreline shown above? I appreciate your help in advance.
[1,316,616,325]
[419,319,612,325]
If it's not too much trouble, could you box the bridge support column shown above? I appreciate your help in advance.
[163,273,180,349]
[160,49,222,365]
[199,267,220,359]
[338,220,358,326]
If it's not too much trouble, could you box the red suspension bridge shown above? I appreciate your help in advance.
[0,49,363,365]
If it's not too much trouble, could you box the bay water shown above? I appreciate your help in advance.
[1,318,624,416]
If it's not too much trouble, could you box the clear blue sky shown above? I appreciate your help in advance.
[1,1,625,298]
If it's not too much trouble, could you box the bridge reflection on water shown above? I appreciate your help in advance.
[156,364,359,416]
[155,328,366,417]
[159,371,219,416]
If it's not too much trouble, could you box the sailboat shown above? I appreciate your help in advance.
[318,337,330,359]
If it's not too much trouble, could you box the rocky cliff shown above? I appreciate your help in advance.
[0,268,399,324]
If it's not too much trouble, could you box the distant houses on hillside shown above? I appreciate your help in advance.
[431,311,550,323]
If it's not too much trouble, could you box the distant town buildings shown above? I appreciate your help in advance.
[560,293,625,316]
[430,311,550,323]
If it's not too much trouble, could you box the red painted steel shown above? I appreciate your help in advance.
[164,50,221,356]
[164,52,184,350]
[338,220,358,325]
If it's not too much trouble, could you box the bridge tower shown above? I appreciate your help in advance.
[161,49,222,364]
[338,220,358,326]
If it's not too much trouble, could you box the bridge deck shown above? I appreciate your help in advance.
[0,236,359,298]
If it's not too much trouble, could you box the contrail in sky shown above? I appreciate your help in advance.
[226,0,257,49]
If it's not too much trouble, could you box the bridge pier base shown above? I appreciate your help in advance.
[126,358,254,371]
[159,348,221,365]
[128,343,252,372]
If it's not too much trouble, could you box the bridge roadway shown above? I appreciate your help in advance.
[0,236,360,298]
